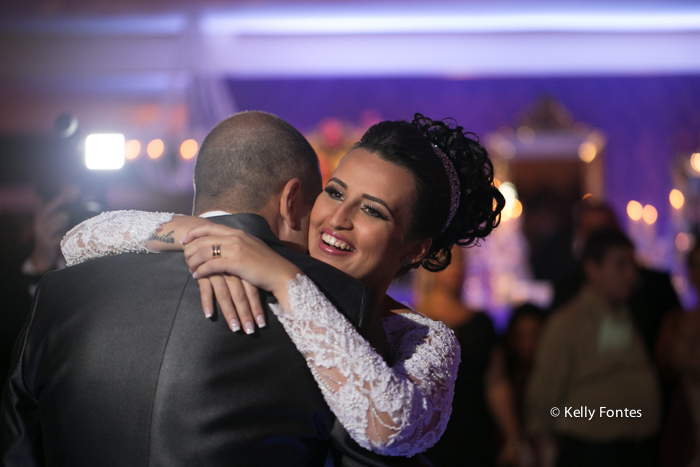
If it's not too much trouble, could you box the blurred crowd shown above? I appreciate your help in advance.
[3,190,700,467]
[414,201,700,467]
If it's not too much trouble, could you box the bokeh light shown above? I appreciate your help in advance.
[516,126,535,144]
[180,139,198,160]
[691,153,700,172]
[578,141,597,163]
[627,200,643,221]
[676,232,691,251]
[672,276,688,295]
[499,182,519,221]
[125,140,141,160]
[642,204,657,224]
[582,193,593,200]
[511,199,523,219]
[497,140,516,159]
[147,139,164,159]
[669,189,684,209]
[85,134,125,170]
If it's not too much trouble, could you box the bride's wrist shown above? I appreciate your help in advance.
[271,268,304,312]
[146,215,209,252]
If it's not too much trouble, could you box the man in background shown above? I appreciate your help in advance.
[526,230,661,467]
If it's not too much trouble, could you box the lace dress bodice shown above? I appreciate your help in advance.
[60,211,461,456]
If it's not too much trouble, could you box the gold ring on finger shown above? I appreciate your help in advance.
[212,245,221,259]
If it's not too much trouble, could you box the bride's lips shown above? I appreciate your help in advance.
[317,229,357,256]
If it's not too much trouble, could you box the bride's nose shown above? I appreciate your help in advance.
[328,203,352,231]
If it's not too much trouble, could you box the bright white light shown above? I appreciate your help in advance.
[499,182,518,205]
[85,134,125,170]
[201,8,700,35]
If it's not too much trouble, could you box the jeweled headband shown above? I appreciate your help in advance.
[434,144,460,232]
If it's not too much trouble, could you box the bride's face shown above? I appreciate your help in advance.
[308,148,420,293]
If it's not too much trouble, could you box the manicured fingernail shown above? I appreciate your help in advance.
[243,322,255,335]
[180,234,187,244]
[255,315,266,328]
[229,319,240,332]
[192,271,198,279]
[204,307,213,318]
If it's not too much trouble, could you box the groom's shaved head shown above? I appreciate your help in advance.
[193,111,321,215]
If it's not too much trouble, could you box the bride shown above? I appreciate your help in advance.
[62,114,504,457]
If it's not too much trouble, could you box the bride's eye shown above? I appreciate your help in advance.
[324,186,343,200]
[362,204,389,221]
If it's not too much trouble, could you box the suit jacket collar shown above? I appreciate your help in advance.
[206,213,283,247]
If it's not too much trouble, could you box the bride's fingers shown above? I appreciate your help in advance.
[197,278,215,319]
[183,237,229,270]
[181,224,244,245]
[242,280,264,327]
[191,259,241,283]
[183,235,244,268]
[225,275,260,334]
[209,275,241,333]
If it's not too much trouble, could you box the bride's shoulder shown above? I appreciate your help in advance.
[381,297,460,371]
[382,297,456,342]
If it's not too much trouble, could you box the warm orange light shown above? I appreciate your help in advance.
[125,140,141,160]
[180,139,198,160]
[147,139,164,159]
[676,232,691,251]
[627,200,643,221]
[578,141,597,163]
[511,199,523,219]
[582,193,593,200]
[670,189,685,209]
[642,204,658,225]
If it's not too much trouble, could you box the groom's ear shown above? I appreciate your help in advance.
[278,178,304,231]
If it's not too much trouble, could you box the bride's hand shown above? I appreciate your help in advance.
[182,225,303,318]
[196,275,264,334]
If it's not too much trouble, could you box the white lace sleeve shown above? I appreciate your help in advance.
[271,274,461,457]
[60,210,175,266]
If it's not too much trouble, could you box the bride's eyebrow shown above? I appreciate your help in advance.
[362,194,393,217]
[328,177,346,189]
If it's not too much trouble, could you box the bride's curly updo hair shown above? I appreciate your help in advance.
[352,113,505,273]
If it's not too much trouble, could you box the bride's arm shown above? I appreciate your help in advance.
[60,210,265,333]
[60,210,211,266]
[185,228,461,457]
[275,276,460,457]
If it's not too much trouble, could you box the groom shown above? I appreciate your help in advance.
[1,112,425,466]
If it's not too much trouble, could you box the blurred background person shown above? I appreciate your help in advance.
[552,201,682,357]
[526,230,661,467]
[415,246,522,467]
[505,304,547,467]
[20,187,79,294]
[656,244,700,467]
[1,185,90,386]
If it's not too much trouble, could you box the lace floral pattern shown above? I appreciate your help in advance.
[60,210,174,266]
[272,274,460,457]
[60,210,461,457]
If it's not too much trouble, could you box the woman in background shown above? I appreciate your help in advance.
[414,246,522,466]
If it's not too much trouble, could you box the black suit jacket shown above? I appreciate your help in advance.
[1,214,429,467]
